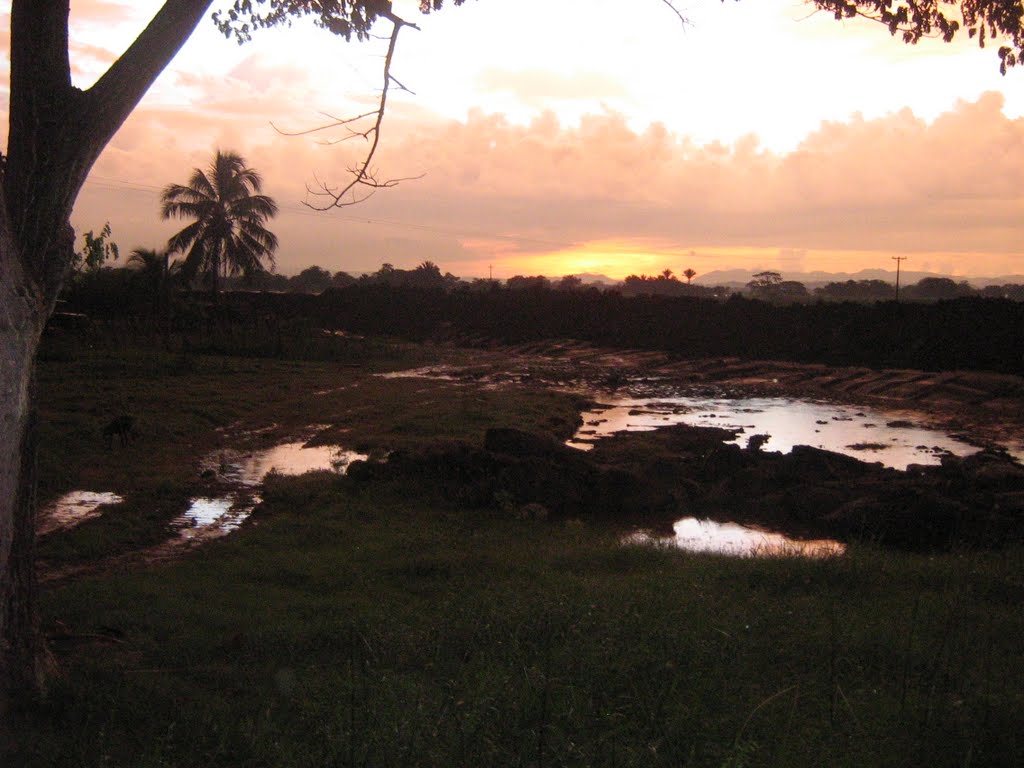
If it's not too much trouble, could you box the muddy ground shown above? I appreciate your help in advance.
[315,341,1024,551]
[406,339,1024,450]
[37,341,1024,580]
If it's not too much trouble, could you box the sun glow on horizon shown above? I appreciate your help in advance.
[32,0,1024,280]
[474,242,1019,282]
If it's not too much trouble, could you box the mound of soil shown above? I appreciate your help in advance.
[354,424,1024,551]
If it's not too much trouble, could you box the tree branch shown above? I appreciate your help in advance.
[84,0,214,176]
[660,0,690,27]
[296,0,688,209]
[4,0,216,298]
[302,11,420,209]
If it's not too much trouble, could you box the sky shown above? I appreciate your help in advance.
[5,0,1024,280]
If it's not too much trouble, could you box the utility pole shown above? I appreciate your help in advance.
[892,255,907,302]
[489,264,493,281]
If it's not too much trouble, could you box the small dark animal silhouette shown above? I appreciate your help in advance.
[102,414,135,448]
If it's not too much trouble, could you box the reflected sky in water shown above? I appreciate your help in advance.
[570,396,983,470]
[39,491,124,536]
[628,517,845,558]
[215,443,367,487]
[179,443,367,537]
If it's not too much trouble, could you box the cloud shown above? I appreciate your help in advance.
[69,40,119,78]
[69,1,139,24]
[71,91,1024,278]
[371,93,1024,258]
[476,68,630,107]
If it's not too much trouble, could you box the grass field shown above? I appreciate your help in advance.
[10,333,1024,767]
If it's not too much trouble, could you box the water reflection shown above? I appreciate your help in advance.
[628,517,845,558]
[39,491,124,536]
[177,443,367,537]
[376,366,460,381]
[184,496,235,526]
[569,396,980,470]
[212,443,367,487]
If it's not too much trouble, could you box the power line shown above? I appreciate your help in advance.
[892,255,908,302]
[81,173,801,261]
[80,174,577,250]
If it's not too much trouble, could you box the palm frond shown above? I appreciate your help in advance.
[237,222,278,254]
[187,168,216,200]
[166,220,205,255]
[162,149,278,297]
[226,194,278,220]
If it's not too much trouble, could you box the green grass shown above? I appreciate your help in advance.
[33,337,581,566]
[15,336,1024,766]
[18,474,1024,767]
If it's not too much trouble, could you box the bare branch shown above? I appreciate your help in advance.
[270,109,380,137]
[660,0,690,27]
[388,74,415,95]
[297,0,688,210]
[302,11,420,210]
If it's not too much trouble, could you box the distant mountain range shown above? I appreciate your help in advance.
[568,269,1024,288]
[356,268,1024,288]
[692,269,1024,289]
[572,272,619,285]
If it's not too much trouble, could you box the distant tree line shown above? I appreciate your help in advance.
[619,269,732,299]
[198,284,1023,375]
[55,254,1024,374]
[61,241,1024,308]
[248,266,1024,304]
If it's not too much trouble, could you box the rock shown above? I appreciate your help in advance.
[747,434,771,452]
[827,488,971,549]
[484,427,565,459]
[962,449,1024,489]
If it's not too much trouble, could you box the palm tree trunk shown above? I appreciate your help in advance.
[212,248,221,302]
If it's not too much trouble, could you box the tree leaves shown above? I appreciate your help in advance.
[813,1,1024,72]
[161,150,279,295]
[213,0,469,44]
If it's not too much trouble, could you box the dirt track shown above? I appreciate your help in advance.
[451,341,1024,453]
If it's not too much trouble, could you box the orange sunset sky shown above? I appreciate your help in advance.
[5,0,1024,280]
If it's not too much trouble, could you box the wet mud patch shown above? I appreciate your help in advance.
[846,442,896,453]
[38,491,125,537]
[176,439,368,538]
[357,347,1024,551]
[40,432,368,583]
[349,422,1024,553]
[567,396,984,470]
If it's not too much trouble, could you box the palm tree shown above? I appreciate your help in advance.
[128,246,180,343]
[128,247,175,292]
[683,268,697,285]
[161,150,278,298]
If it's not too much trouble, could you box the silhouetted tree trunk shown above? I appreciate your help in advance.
[1,0,213,718]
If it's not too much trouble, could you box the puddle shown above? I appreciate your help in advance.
[183,496,237,526]
[208,443,366,487]
[38,491,124,536]
[175,442,367,537]
[376,366,461,381]
[178,494,261,538]
[568,396,985,470]
[627,517,845,558]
